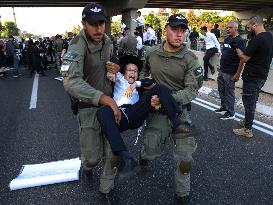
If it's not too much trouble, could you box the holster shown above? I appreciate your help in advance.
[69,95,80,115]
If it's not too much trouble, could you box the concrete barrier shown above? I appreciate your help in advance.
[192,50,273,95]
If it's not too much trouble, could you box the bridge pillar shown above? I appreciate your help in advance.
[105,16,111,36]
[234,8,273,25]
[122,9,138,35]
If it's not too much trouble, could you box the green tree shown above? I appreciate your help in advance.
[263,16,273,31]
[145,13,160,28]
[111,20,121,35]
[186,10,201,30]
[0,21,19,38]
[72,25,81,35]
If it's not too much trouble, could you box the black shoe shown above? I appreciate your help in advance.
[100,192,120,205]
[139,158,148,167]
[220,111,235,120]
[214,107,227,115]
[80,166,93,182]
[211,66,215,75]
[175,194,190,205]
[172,123,202,137]
[119,155,140,180]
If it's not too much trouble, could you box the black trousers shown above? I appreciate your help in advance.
[203,47,218,78]
[96,84,182,154]
[242,79,266,129]
[136,25,144,40]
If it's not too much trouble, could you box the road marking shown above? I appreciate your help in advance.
[29,73,39,109]
[193,97,273,137]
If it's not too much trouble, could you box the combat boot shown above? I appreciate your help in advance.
[80,160,93,183]
[118,152,140,180]
[233,127,253,138]
[80,166,93,183]
[139,158,148,167]
[175,194,190,205]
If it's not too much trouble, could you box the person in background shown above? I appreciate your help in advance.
[118,27,138,57]
[134,31,143,60]
[233,15,273,138]
[5,35,20,77]
[215,20,246,120]
[132,11,145,40]
[200,26,221,81]
[211,23,221,40]
[54,34,63,71]
[156,25,162,44]
[189,27,199,50]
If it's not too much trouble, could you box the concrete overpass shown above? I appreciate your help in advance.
[1,0,272,34]
[1,0,273,12]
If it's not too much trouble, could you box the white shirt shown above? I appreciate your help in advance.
[204,32,221,53]
[143,32,147,42]
[146,27,155,41]
[133,16,145,27]
[136,36,143,50]
[121,23,126,33]
[113,72,141,107]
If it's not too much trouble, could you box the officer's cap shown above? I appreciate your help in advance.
[82,3,107,24]
[119,55,143,74]
[166,14,189,29]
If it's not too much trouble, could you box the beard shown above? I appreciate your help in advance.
[248,30,256,39]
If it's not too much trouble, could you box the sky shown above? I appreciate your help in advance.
[0,7,159,37]
[0,7,232,37]
[0,7,84,36]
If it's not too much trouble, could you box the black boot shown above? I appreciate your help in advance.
[175,194,190,205]
[118,151,140,180]
[80,162,93,183]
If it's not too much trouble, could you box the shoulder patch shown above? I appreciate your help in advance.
[64,51,78,60]
[194,66,203,76]
[60,60,73,72]
[70,36,80,45]
[187,51,198,60]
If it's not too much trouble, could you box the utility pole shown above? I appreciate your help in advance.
[0,15,2,30]
[12,7,17,26]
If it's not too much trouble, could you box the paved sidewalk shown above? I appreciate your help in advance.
[200,79,273,117]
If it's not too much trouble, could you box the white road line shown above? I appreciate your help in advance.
[192,98,273,137]
[29,73,39,109]
[195,97,273,131]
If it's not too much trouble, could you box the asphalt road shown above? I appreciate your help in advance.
[1,67,273,205]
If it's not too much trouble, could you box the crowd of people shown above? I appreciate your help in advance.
[60,3,272,204]
[1,3,272,204]
[0,33,75,78]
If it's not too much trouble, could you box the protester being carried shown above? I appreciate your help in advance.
[97,55,199,179]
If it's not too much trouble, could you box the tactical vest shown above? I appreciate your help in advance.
[82,35,113,97]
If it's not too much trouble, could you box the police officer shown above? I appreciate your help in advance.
[139,14,203,204]
[61,3,121,196]
[118,27,138,58]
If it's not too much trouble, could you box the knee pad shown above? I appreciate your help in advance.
[179,160,192,175]
[83,159,100,170]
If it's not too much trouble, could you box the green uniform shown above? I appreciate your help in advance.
[118,35,138,56]
[54,38,64,70]
[140,42,203,197]
[61,29,116,194]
